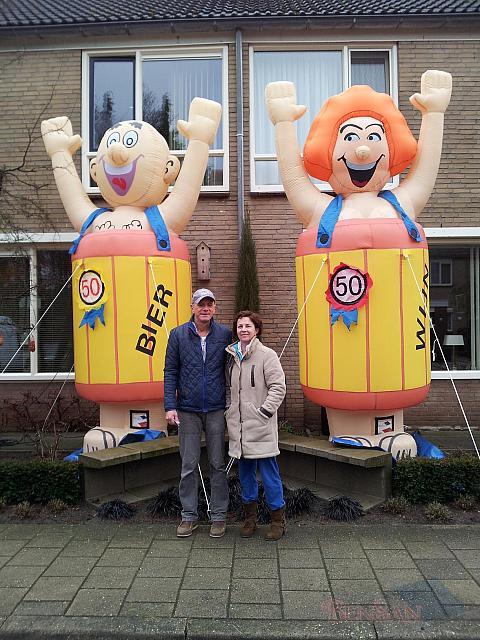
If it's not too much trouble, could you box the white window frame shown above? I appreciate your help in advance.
[0,235,75,381]
[249,44,398,193]
[426,228,480,380]
[82,46,229,194]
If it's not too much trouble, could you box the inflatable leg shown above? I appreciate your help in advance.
[83,401,167,452]
[327,407,417,459]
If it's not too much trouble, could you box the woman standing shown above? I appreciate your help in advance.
[225,311,287,540]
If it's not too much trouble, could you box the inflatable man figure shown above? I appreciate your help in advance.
[42,99,221,451]
[266,71,452,458]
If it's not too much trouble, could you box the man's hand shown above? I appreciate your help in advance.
[265,81,307,125]
[409,70,452,115]
[177,98,222,145]
[41,116,83,158]
[165,410,180,427]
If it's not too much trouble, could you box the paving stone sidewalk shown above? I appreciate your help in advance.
[0,521,479,639]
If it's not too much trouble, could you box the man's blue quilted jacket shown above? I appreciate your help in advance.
[163,319,232,413]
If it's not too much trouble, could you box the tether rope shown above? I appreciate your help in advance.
[404,252,480,459]
[1,263,80,376]
[279,257,327,361]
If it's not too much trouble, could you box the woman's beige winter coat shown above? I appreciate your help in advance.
[225,337,286,459]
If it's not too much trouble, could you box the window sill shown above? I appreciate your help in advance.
[0,373,75,382]
[431,371,480,380]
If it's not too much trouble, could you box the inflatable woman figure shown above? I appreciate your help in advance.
[42,99,221,451]
[266,71,452,458]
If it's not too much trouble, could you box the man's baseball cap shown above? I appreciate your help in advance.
[191,288,216,305]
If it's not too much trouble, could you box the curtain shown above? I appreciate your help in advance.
[142,58,223,151]
[253,50,342,185]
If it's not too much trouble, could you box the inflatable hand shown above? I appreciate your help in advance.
[409,70,452,115]
[177,97,221,145]
[265,81,307,124]
[41,116,82,158]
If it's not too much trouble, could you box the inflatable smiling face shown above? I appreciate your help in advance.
[90,121,180,208]
[303,85,417,195]
[329,116,390,193]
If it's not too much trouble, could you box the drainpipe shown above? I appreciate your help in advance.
[235,28,245,241]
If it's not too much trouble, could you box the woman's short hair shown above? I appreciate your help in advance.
[234,310,263,338]
[303,85,417,181]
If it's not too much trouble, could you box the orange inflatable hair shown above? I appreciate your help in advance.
[303,85,417,182]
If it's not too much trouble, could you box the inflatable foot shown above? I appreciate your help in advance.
[331,432,417,459]
[84,427,132,452]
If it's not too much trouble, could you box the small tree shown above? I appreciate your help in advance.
[235,209,260,314]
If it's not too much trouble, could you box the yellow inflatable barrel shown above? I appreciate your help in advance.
[71,230,191,403]
[296,218,430,411]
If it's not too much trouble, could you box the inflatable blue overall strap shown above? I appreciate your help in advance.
[69,207,111,255]
[145,205,171,251]
[316,190,421,248]
[316,195,343,248]
[378,190,422,242]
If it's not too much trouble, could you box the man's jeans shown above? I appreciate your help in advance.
[178,410,229,522]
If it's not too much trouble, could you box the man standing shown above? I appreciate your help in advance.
[164,289,231,538]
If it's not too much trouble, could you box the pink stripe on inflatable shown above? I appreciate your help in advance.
[86,323,91,385]
[73,230,190,261]
[399,252,405,389]
[296,219,427,257]
[327,256,334,391]
[302,384,430,411]
[302,256,309,387]
[364,249,371,394]
[76,381,165,403]
[111,256,120,385]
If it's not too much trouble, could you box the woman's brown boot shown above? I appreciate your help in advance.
[240,502,257,538]
[265,506,286,541]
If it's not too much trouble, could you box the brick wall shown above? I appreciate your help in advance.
[1,32,480,432]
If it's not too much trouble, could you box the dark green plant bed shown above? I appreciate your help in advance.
[0,460,82,505]
[393,454,480,504]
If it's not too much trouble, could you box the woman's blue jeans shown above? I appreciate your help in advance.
[238,456,285,510]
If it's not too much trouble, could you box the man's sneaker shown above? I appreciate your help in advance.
[176,521,198,537]
[209,521,226,538]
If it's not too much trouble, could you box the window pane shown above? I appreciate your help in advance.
[175,155,223,187]
[255,160,281,186]
[142,58,223,150]
[37,251,73,373]
[254,51,343,157]
[351,51,389,93]
[90,58,135,150]
[0,256,31,373]
[430,247,472,371]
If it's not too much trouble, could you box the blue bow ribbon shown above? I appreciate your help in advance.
[330,307,358,330]
[79,304,106,329]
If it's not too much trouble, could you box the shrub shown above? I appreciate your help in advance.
[323,496,364,522]
[235,210,260,314]
[46,498,69,513]
[382,496,409,515]
[13,501,32,519]
[452,494,477,511]
[424,502,452,522]
[96,499,135,520]
[0,461,82,505]
[393,455,480,504]
[0,496,6,511]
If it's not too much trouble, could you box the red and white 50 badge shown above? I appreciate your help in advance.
[79,270,105,306]
[326,263,372,311]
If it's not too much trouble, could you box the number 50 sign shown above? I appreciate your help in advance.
[79,270,106,306]
[326,263,372,312]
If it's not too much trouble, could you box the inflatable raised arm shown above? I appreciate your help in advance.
[266,71,451,459]
[42,99,221,451]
